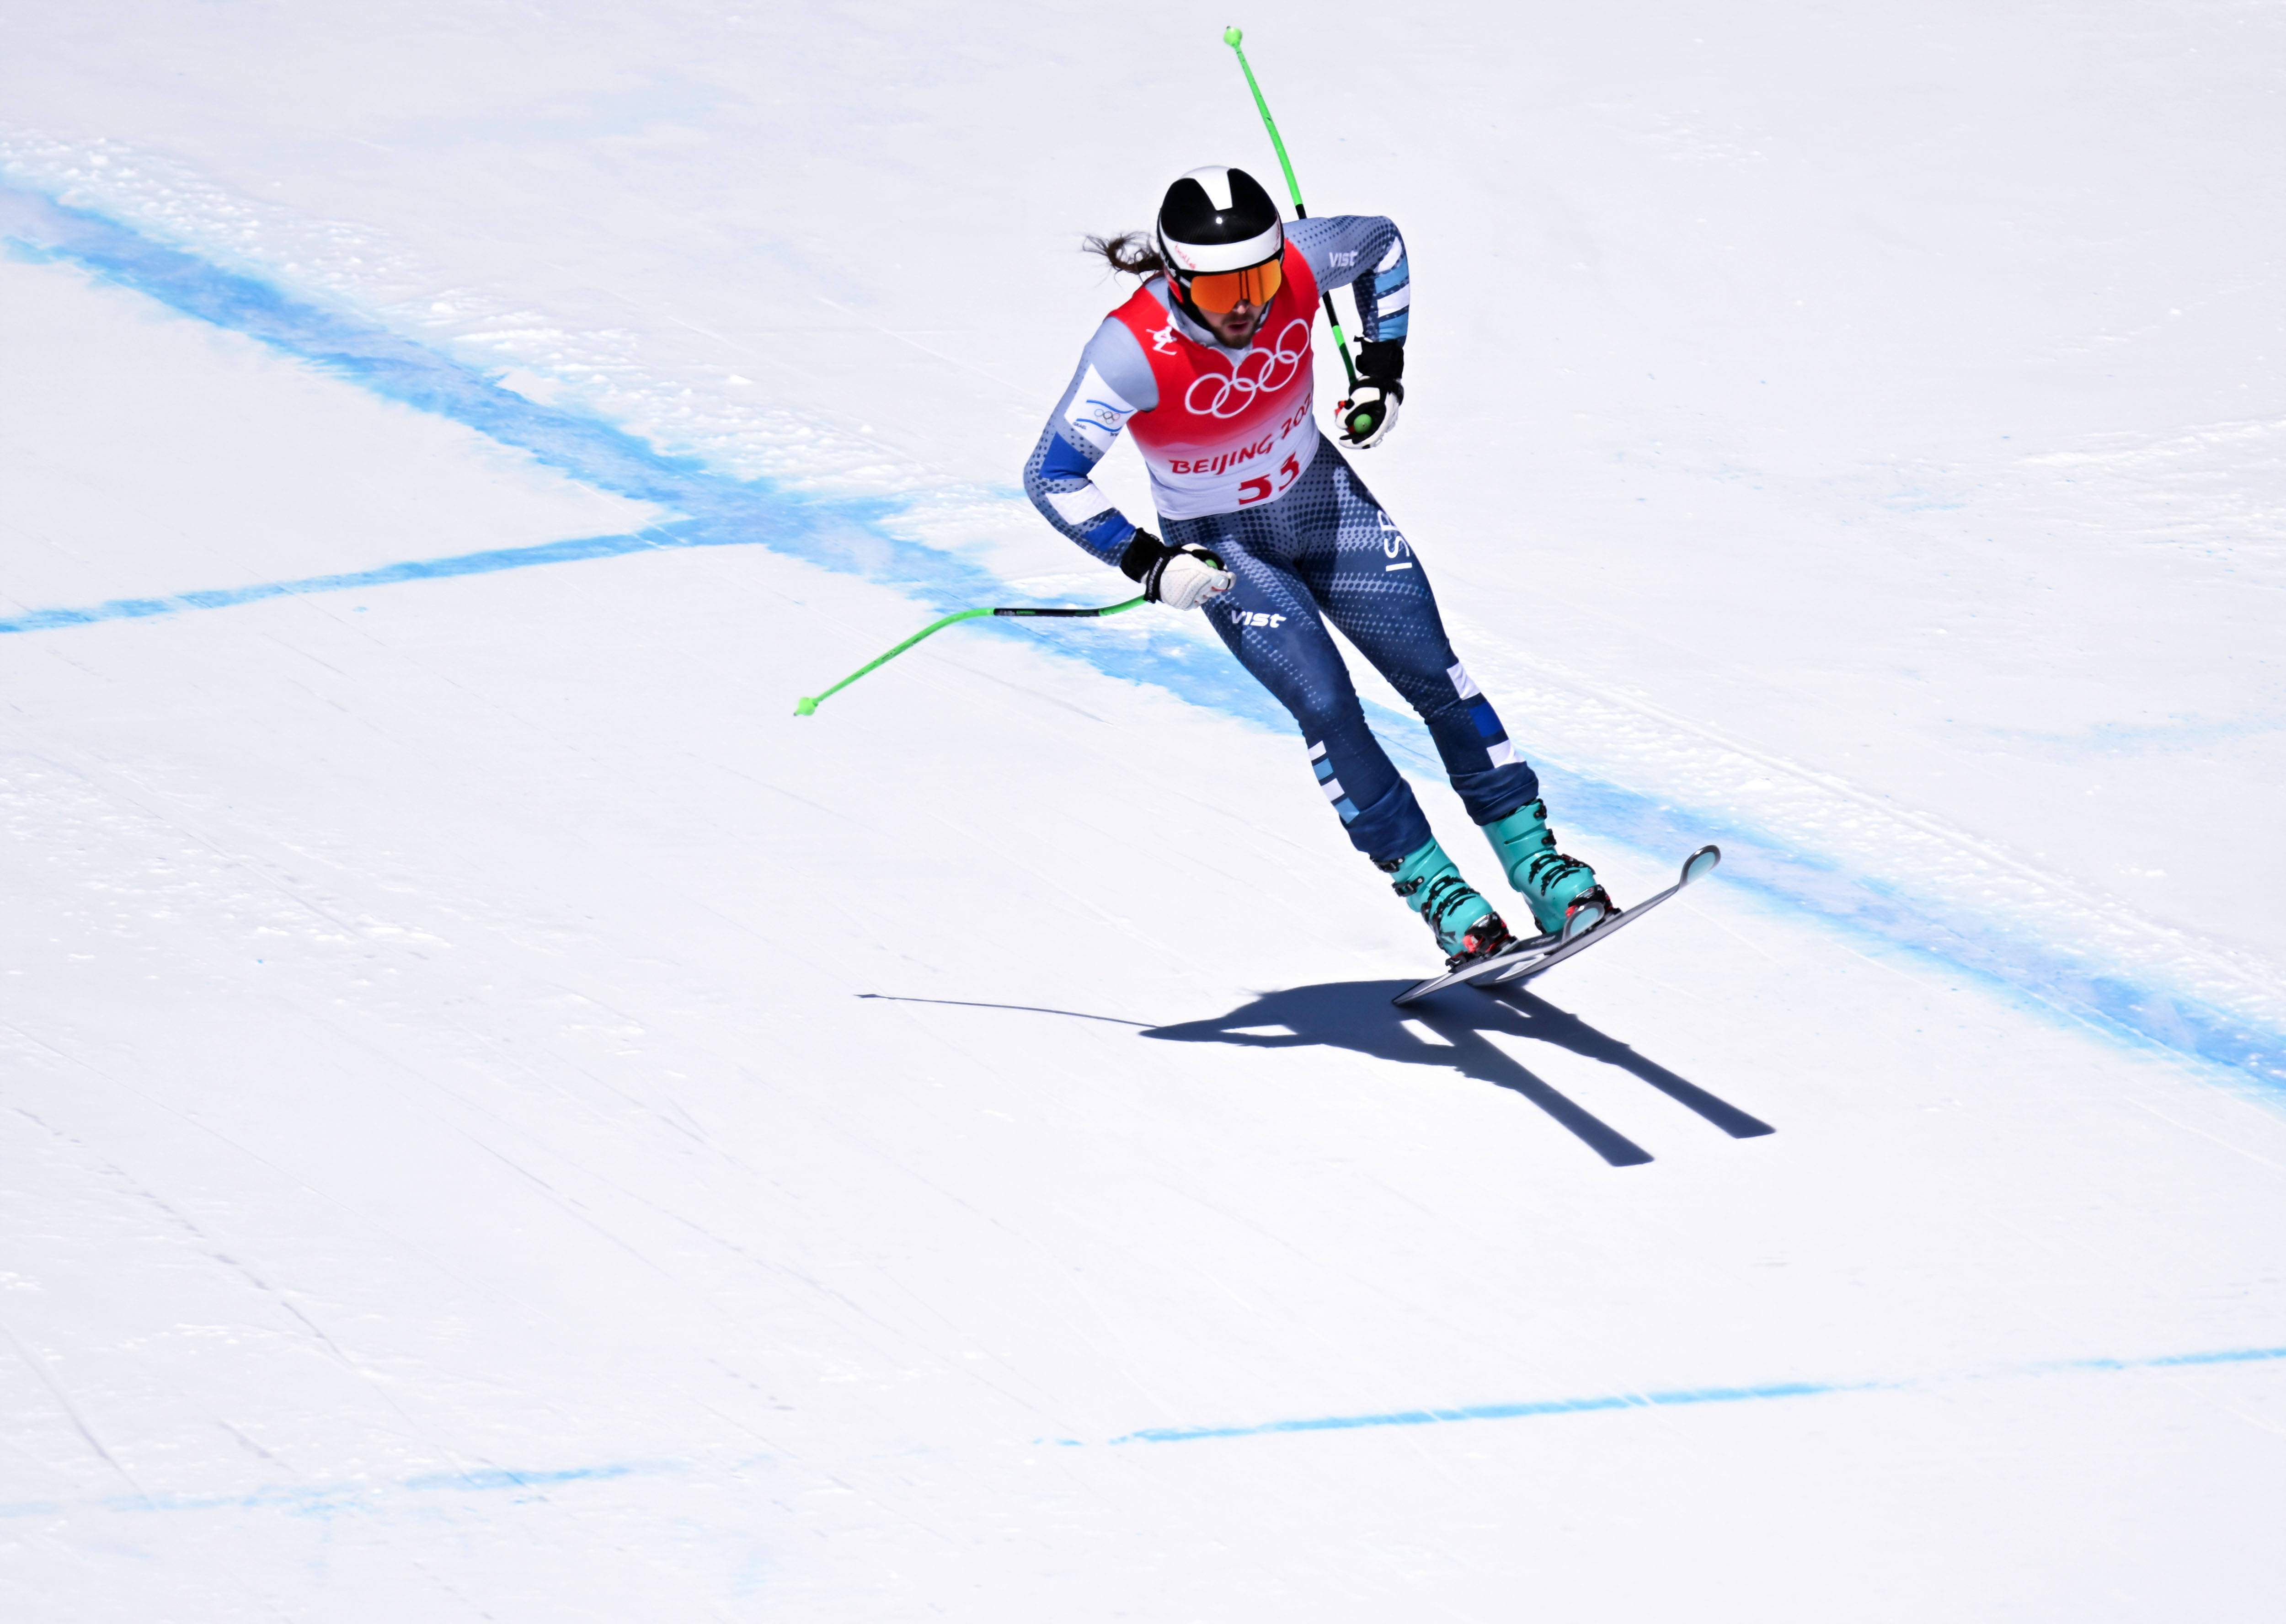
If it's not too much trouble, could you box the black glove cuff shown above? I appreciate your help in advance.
[1358,339,1405,383]
[1119,529,1172,583]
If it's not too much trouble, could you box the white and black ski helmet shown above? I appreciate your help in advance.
[1154,166,1284,275]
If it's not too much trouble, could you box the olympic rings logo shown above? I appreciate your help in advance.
[1181,319,1312,419]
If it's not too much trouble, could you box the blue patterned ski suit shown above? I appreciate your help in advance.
[1023,215,1541,867]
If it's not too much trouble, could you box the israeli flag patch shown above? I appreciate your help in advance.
[1063,364,1138,448]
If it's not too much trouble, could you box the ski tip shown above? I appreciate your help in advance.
[1682,844,1720,884]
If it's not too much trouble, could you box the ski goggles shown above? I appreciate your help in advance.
[1179,256,1284,315]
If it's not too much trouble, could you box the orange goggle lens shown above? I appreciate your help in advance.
[1184,257,1283,315]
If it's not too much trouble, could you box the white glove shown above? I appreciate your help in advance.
[1143,542,1234,611]
[1339,381,1402,449]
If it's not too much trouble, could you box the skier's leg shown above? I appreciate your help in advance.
[1163,503,1508,961]
[1301,451,1607,935]
[1173,519,1416,861]
[1288,452,1534,814]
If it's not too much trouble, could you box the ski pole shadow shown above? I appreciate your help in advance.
[1140,979,1773,1168]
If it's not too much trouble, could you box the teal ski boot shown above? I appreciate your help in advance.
[1482,799,1611,939]
[1379,839,1514,967]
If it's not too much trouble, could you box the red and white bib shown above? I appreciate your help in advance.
[1109,246,1324,520]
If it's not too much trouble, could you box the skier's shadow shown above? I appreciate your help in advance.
[1143,981,1773,1167]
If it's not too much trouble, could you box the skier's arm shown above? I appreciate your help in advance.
[1022,318,1162,572]
[1289,215,1409,447]
[1287,214,1410,353]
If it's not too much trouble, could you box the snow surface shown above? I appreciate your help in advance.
[3,3,2283,1619]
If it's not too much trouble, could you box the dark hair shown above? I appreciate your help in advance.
[1083,231,1165,277]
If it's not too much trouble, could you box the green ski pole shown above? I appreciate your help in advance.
[1223,25,1359,392]
[795,595,1146,716]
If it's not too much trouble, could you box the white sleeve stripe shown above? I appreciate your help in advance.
[1446,661,1480,700]
[1376,284,1412,316]
[1375,237,1405,274]
[1046,482,1116,526]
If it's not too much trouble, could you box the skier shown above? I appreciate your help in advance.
[1023,165,1607,967]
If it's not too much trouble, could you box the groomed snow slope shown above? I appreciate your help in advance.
[3,4,2283,1619]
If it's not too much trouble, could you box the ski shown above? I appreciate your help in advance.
[1389,922,1565,1007]
[1391,845,1721,1006]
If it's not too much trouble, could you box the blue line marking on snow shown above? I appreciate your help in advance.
[1115,1381,1866,1444]
[3,177,2284,1096]
[0,529,678,633]
[0,180,919,607]
[1108,1344,2286,1445]
[1496,743,2286,1094]
[1,1350,2278,1514]
[396,1464,639,1494]
[0,1459,677,1520]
